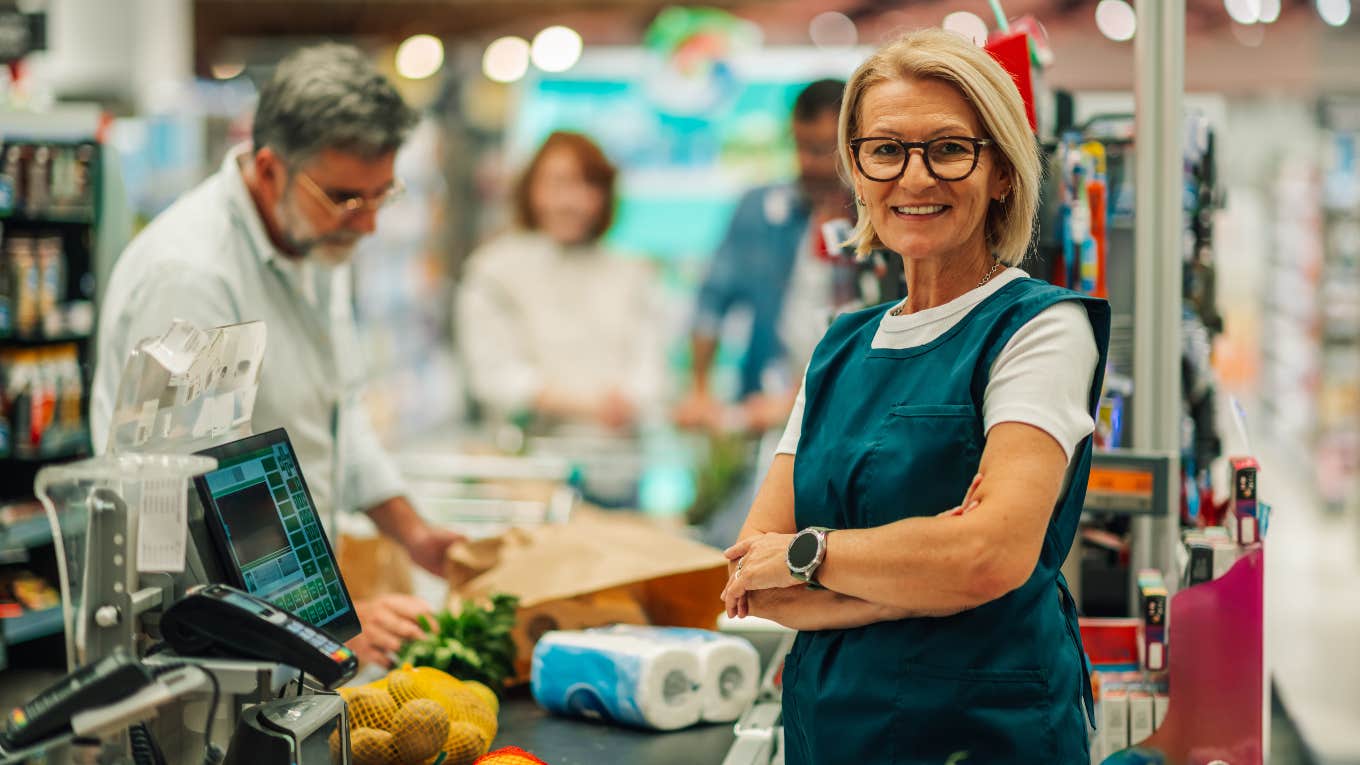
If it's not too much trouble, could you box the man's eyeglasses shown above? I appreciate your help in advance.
[848,136,993,183]
[295,170,405,218]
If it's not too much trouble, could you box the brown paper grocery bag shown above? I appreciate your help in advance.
[337,533,415,601]
[444,510,729,681]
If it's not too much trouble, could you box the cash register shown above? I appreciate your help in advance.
[192,428,361,644]
[0,429,362,765]
[2,322,369,765]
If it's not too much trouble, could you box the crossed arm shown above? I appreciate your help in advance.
[720,421,1069,631]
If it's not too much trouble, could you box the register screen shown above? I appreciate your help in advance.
[201,443,352,630]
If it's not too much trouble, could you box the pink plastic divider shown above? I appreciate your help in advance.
[1137,545,1264,765]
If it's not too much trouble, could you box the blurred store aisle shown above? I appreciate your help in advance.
[1262,445,1360,765]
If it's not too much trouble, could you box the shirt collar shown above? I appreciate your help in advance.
[222,143,290,267]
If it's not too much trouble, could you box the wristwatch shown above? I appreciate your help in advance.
[786,526,832,589]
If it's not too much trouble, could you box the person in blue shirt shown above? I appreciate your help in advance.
[721,29,1109,762]
[674,79,855,434]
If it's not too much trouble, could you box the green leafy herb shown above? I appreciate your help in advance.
[395,593,520,692]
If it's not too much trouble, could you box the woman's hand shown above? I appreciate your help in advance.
[721,532,799,617]
[721,472,982,618]
[937,473,983,517]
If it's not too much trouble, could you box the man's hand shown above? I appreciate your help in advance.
[367,497,465,577]
[596,388,638,432]
[347,593,435,667]
[673,389,723,431]
[404,525,464,577]
[739,392,794,434]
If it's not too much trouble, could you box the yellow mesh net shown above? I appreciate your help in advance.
[337,665,498,765]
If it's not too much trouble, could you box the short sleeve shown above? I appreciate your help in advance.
[982,301,1099,461]
[774,371,807,456]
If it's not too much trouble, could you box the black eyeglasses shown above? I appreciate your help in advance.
[848,136,994,182]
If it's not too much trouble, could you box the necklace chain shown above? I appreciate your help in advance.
[890,261,1004,317]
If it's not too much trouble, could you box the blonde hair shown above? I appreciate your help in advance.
[840,28,1040,266]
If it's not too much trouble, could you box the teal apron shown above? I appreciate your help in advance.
[783,278,1109,764]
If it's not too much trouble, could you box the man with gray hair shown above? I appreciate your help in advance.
[92,43,462,667]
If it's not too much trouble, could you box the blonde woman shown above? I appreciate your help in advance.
[721,29,1109,762]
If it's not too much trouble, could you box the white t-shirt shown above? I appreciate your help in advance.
[775,268,1099,463]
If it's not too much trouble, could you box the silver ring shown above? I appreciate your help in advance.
[735,558,745,574]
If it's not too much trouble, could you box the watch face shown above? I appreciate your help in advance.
[788,532,820,570]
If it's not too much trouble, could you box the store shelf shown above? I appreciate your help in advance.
[0,514,54,552]
[0,330,93,347]
[4,429,90,463]
[1,606,62,645]
[0,210,95,226]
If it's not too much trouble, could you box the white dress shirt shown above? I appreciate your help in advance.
[91,145,405,528]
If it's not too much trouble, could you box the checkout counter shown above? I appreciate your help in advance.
[491,626,788,765]
[1,319,788,765]
[496,694,738,764]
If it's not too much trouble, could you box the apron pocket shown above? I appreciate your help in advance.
[860,404,983,526]
[894,662,1055,765]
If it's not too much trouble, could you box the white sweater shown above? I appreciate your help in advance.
[456,231,665,418]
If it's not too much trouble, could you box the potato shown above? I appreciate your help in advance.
[444,721,487,765]
[348,727,397,765]
[462,681,499,717]
[390,699,450,764]
[342,687,399,731]
[386,669,421,706]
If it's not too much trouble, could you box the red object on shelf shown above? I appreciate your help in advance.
[984,31,1037,132]
[1087,179,1108,298]
[1078,617,1141,669]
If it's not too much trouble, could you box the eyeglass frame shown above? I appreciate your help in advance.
[293,169,405,219]
[847,135,995,183]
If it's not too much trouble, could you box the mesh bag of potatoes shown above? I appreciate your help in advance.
[337,665,501,765]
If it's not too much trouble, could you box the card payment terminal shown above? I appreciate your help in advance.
[161,584,358,689]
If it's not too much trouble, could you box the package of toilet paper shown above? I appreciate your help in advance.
[593,625,761,722]
[531,630,704,730]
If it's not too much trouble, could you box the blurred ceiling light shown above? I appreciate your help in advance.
[483,36,530,83]
[395,34,444,80]
[1259,0,1282,22]
[1318,0,1351,25]
[1095,0,1137,41]
[809,11,858,47]
[531,25,583,73]
[211,61,246,80]
[1224,0,1262,24]
[942,11,989,46]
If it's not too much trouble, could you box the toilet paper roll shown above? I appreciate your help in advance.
[531,630,703,731]
[595,625,760,722]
